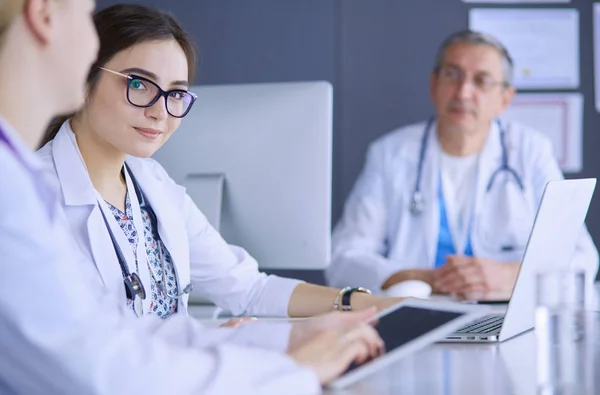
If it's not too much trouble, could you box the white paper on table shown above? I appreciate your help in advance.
[469,9,579,90]
[500,93,584,173]
[463,0,569,3]
[594,4,600,113]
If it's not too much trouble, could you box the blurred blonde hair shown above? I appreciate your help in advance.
[0,0,25,44]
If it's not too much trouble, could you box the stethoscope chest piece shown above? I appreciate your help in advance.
[125,272,147,300]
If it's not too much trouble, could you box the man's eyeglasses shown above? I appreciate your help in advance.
[437,66,508,93]
[99,67,198,118]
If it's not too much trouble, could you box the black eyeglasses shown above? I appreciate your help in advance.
[99,67,198,118]
[437,66,509,93]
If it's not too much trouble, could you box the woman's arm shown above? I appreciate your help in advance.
[287,282,399,317]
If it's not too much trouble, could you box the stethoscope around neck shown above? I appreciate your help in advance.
[98,164,193,303]
[410,116,525,216]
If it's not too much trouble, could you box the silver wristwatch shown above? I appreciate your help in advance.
[333,286,372,311]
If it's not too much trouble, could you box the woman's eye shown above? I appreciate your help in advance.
[169,91,184,100]
[129,79,146,90]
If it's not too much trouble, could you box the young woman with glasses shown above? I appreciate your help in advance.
[38,3,399,322]
[0,0,387,392]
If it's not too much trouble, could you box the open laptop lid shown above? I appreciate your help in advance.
[498,178,596,342]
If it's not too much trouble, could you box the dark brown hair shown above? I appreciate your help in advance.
[40,3,198,148]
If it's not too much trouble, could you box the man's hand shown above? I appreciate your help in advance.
[434,255,520,295]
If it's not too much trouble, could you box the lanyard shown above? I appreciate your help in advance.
[95,167,152,316]
[439,165,478,256]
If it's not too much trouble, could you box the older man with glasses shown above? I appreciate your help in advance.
[327,30,598,299]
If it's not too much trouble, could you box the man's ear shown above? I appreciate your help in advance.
[23,0,54,46]
[498,85,516,114]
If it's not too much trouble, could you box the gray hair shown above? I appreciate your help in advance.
[433,30,514,86]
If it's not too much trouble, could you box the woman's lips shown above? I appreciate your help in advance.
[134,127,163,140]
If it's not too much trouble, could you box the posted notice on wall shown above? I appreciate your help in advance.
[469,9,579,90]
[501,93,584,173]
[463,0,569,3]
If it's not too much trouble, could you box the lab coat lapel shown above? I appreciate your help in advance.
[86,204,128,300]
[423,121,441,268]
[52,124,126,297]
[125,158,191,311]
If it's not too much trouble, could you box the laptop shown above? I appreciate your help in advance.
[444,178,597,343]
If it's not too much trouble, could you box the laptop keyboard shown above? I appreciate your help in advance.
[456,314,505,334]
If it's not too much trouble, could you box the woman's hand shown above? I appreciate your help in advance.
[288,307,378,351]
[287,322,384,385]
[219,317,257,328]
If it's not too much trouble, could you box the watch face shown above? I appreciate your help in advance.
[340,287,373,311]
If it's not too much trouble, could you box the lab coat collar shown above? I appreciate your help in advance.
[0,115,44,171]
[1,115,59,218]
[422,119,442,267]
[51,121,125,292]
[52,121,189,306]
[52,121,98,207]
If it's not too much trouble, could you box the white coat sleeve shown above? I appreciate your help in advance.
[326,143,400,293]
[141,312,294,352]
[0,152,321,395]
[183,193,303,318]
[530,138,599,283]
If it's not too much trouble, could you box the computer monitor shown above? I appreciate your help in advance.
[153,81,333,274]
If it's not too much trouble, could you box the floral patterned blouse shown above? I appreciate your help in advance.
[107,192,179,318]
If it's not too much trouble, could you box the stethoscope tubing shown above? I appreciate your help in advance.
[410,117,524,216]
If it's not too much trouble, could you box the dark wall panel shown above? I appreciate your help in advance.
[97,0,599,281]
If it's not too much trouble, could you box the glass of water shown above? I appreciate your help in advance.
[535,269,591,395]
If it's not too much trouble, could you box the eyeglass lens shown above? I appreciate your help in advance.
[127,77,195,117]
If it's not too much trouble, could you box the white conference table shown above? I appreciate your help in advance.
[191,285,600,395]
[324,317,600,395]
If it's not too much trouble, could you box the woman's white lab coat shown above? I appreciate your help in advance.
[37,121,301,317]
[0,117,320,394]
[326,120,599,292]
